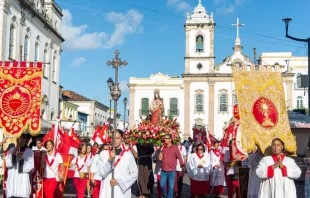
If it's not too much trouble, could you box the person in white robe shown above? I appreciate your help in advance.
[188,143,211,197]
[5,134,34,198]
[247,146,263,198]
[98,129,138,198]
[90,144,105,198]
[256,138,301,198]
[210,141,226,195]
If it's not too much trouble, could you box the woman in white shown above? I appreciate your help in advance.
[188,143,211,197]
[43,140,64,198]
[210,141,226,196]
[256,138,301,198]
[70,143,91,198]
[247,146,263,198]
[98,129,138,198]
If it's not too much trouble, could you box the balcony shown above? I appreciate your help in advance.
[139,109,149,116]
[168,110,179,116]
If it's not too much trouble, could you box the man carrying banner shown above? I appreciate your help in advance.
[5,134,34,198]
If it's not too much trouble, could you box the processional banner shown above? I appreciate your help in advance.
[233,71,296,154]
[31,150,44,198]
[0,61,42,136]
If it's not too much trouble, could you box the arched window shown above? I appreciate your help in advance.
[23,36,29,61]
[52,56,56,82]
[43,49,48,77]
[196,35,204,52]
[34,43,39,62]
[196,94,203,112]
[41,108,45,119]
[51,111,54,120]
[219,94,228,112]
[9,24,15,59]
[169,98,178,116]
[141,98,149,115]
[297,96,303,109]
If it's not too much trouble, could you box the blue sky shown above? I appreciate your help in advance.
[58,0,310,117]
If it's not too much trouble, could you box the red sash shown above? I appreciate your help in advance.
[122,144,130,152]
[179,145,182,151]
[196,152,204,159]
[109,150,125,168]
[213,149,221,157]
[45,151,57,167]
[76,155,88,172]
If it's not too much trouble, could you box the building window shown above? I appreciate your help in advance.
[43,50,48,77]
[34,43,39,62]
[196,94,203,112]
[197,63,203,70]
[24,36,29,61]
[169,98,178,116]
[297,96,303,109]
[196,35,204,52]
[52,56,56,82]
[141,98,149,115]
[233,94,238,105]
[219,94,228,112]
[51,111,54,120]
[9,24,15,59]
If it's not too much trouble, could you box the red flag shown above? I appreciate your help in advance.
[42,125,55,145]
[68,128,81,145]
[100,123,109,143]
[90,126,103,145]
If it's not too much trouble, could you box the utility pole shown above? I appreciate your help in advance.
[282,18,310,115]
[106,50,128,198]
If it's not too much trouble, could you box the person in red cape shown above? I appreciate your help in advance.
[70,143,91,198]
[210,141,226,196]
[43,140,64,198]
[188,143,211,197]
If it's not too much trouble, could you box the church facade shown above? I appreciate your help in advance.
[128,1,307,139]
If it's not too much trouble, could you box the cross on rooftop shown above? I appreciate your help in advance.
[232,17,245,38]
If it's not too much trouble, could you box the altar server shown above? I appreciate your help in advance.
[188,143,211,197]
[210,141,226,196]
[5,134,34,198]
[256,138,301,198]
[43,140,64,198]
[98,129,138,198]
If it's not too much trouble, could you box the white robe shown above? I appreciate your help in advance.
[5,147,34,198]
[188,152,211,181]
[98,150,138,198]
[247,153,263,198]
[210,150,226,186]
[256,156,301,198]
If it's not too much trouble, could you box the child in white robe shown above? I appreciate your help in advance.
[210,141,226,195]
[256,138,301,198]
[98,129,138,198]
[5,134,34,198]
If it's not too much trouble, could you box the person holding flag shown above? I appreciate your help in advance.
[98,129,138,198]
[43,140,64,198]
[70,143,91,198]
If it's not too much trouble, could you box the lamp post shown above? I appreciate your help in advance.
[106,50,128,198]
[282,18,310,115]
[123,97,127,130]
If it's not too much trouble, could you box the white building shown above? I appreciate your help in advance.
[129,1,299,139]
[0,0,64,132]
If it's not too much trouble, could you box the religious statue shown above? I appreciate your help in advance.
[150,89,164,125]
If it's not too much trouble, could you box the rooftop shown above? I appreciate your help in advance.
[186,0,214,24]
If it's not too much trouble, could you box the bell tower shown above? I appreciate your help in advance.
[184,0,215,74]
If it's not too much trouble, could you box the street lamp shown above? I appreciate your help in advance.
[106,50,128,198]
[123,97,128,130]
[282,18,310,115]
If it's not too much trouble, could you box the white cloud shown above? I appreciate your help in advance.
[118,81,129,93]
[104,9,143,49]
[62,9,143,50]
[62,9,107,50]
[215,0,246,15]
[167,0,191,12]
[71,57,86,67]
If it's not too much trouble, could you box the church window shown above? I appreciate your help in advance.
[141,98,149,115]
[297,96,303,109]
[34,42,39,62]
[233,94,238,105]
[169,98,178,116]
[9,24,15,59]
[52,55,57,82]
[196,94,203,112]
[197,63,203,70]
[43,49,48,77]
[24,36,29,61]
[196,35,204,52]
[219,93,228,112]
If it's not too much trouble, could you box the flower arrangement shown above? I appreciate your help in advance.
[130,116,181,145]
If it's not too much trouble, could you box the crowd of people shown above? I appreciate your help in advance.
[0,130,303,198]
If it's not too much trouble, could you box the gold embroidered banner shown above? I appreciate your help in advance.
[0,62,42,136]
[233,71,296,154]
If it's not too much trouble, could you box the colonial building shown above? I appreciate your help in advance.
[129,1,303,139]
[0,0,64,133]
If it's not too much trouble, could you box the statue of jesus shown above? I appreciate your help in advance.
[150,89,164,125]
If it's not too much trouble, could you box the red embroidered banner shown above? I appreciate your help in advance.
[31,150,44,198]
[0,62,42,136]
